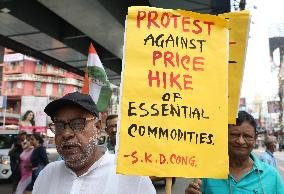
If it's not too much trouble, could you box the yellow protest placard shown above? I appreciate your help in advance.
[220,11,250,124]
[117,6,229,178]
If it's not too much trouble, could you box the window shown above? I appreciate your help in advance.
[35,82,41,92]
[47,64,53,73]
[74,86,81,92]
[6,81,13,89]
[10,61,17,69]
[54,67,59,74]
[18,61,23,66]
[0,134,17,149]
[59,68,64,75]
[16,82,22,89]
[37,61,43,72]
[46,83,53,96]
[58,84,64,95]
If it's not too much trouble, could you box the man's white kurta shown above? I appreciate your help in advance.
[32,151,156,194]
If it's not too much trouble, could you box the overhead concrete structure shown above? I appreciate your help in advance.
[0,0,230,85]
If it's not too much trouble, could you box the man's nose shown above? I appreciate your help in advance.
[236,135,246,144]
[112,127,117,132]
[61,125,75,140]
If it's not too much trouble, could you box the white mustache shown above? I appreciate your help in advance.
[59,141,82,148]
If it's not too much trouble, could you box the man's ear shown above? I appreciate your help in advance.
[95,119,102,131]
[95,120,102,137]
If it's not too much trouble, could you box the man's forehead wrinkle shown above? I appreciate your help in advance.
[229,125,254,135]
[229,126,240,131]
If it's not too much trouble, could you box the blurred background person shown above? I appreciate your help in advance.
[15,136,34,194]
[105,115,118,153]
[25,133,49,193]
[279,133,284,152]
[19,111,35,127]
[18,131,27,144]
[9,137,23,193]
[259,135,278,168]
[17,131,28,150]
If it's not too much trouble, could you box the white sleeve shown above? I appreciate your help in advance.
[137,176,156,194]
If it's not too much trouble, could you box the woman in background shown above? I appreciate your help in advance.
[25,133,49,193]
[9,138,23,194]
[19,111,35,127]
[15,136,34,194]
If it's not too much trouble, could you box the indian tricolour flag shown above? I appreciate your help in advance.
[82,43,112,112]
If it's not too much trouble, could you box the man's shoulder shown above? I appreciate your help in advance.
[260,151,271,158]
[260,161,278,173]
[114,173,155,193]
[257,159,281,179]
[46,160,65,168]
[40,161,65,176]
[254,153,274,170]
[33,161,66,194]
[201,178,227,186]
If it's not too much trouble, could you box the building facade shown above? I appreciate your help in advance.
[0,49,83,127]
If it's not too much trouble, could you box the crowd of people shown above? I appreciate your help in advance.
[9,131,49,194]
[6,92,284,194]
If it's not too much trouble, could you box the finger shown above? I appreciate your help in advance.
[196,179,202,187]
[185,183,201,194]
[185,187,200,194]
[192,183,201,191]
[193,178,202,187]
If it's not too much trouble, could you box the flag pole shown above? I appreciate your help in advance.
[165,178,172,194]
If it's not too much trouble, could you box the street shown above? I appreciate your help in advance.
[1,149,284,194]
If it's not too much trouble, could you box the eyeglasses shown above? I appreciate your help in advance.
[49,117,98,134]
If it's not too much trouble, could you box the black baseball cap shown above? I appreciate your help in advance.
[44,92,99,120]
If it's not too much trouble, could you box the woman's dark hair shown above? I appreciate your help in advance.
[13,138,23,150]
[236,111,257,134]
[26,135,31,141]
[22,110,35,126]
[32,133,44,145]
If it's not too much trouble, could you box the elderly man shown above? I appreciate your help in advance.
[185,111,284,194]
[105,114,118,153]
[260,135,278,168]
[33,92,155,194]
